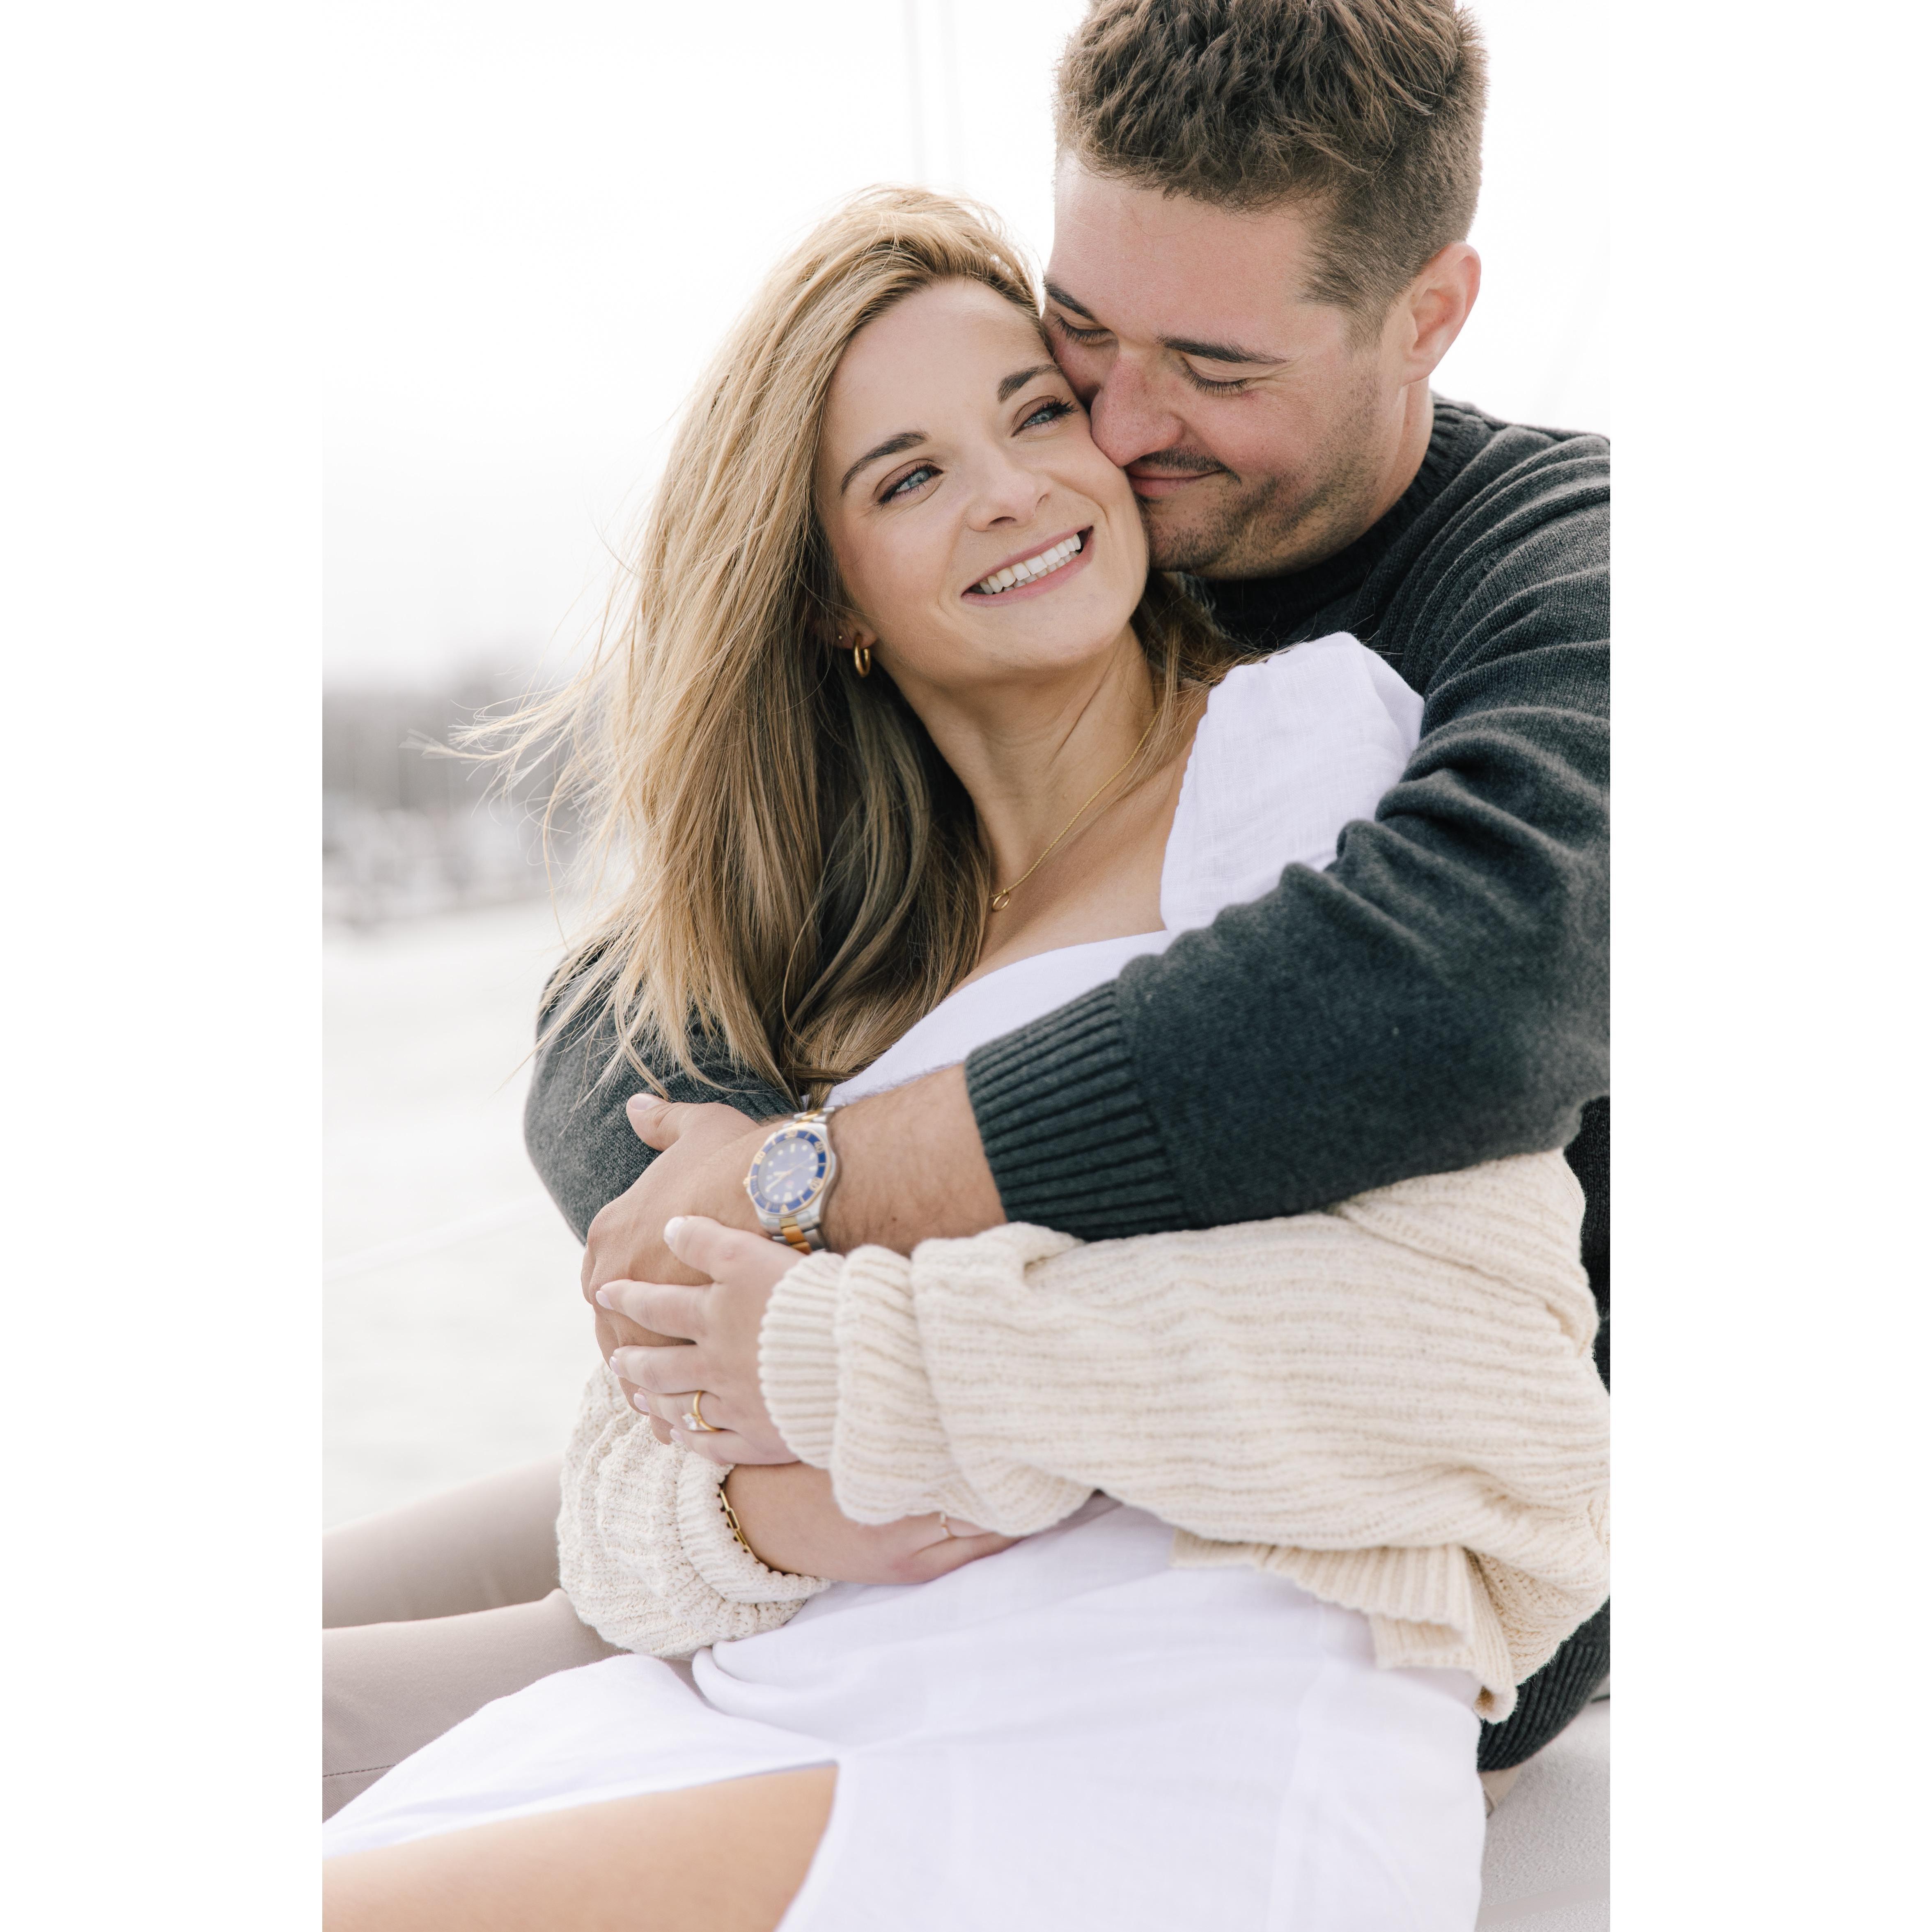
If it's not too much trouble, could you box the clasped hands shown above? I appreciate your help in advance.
[581,1094,800,1461]
[581,1093,1011,1584]
[601,1211,794,1465]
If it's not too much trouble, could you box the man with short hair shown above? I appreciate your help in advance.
[329,0,1608,1817]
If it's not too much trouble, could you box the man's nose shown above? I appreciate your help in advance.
[1087,353,1183,469]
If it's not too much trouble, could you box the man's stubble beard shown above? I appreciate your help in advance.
[1141,372,1392,582]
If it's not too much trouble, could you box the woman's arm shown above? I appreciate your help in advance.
[557,1363,827,1656]
[558,1365,1012,1655]
[757,1150,1610,1714]
[722,1463,1013,1587]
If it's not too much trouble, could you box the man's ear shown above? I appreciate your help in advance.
[1393,241,1481,384]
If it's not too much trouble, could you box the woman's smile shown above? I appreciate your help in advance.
[961,526,1093,603]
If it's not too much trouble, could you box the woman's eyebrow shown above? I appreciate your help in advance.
[997,361,1060,402]
[839,363,1064,496]
[840,430,926,496]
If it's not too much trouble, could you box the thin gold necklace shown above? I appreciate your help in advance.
[989,711,1159,913]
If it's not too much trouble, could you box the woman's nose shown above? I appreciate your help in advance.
[963,450,1051,528]
[1085,351,1184,470]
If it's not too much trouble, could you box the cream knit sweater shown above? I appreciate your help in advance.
[560,1150,1609,1720]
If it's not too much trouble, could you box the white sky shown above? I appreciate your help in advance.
[325,0,1609,688]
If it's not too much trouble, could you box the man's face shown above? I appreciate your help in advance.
[1044,163,1413,580]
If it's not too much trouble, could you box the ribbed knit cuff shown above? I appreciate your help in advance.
[673,1452,824,1607]
[1476,1599,1610,1770]
[759,1251,845,1468]
[964,981,1189,1241]
[672,1452,748,1598]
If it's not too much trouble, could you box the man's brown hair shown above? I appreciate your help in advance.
[1055,0,1487,327]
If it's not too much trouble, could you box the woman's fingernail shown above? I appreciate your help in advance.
[594,1285,615,1309]
[631,1391,652,1415]
[664,1215,688,1243]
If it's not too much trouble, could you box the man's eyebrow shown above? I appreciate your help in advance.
[839,430,925,497]
[997,362,1060,402]
[1046,282,1282,367]
[1161,334,1285,367]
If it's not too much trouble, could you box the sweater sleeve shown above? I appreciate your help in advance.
[759,1152,1609,1718]
[524,957,796,1244]
[966,442,1609,1239]
[556,1362,830,1657]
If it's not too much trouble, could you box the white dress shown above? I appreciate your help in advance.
[324,635,1488,1932]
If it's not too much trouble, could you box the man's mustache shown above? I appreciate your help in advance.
[1124,448,1230,479]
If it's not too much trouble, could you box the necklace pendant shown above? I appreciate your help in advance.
[983,710,1156,925]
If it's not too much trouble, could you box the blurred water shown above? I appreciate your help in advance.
[324,896,600,1526]
[323,677,578,927]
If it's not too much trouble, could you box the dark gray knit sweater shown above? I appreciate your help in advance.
[525,395,1610,1773]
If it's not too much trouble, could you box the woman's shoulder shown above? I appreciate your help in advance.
[1207,631,1423,746]
[1160,633,1424,931]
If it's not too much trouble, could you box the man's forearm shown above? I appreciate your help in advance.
[822,1064,1003,1252]
[966,487,1609,1240]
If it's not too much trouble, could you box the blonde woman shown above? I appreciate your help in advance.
[323,190,1605,1931]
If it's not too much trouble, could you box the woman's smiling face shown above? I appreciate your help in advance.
[814,278,1148,702]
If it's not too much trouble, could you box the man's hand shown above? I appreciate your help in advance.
[723,1462,1015,1585]
[603,1215,795,1464]
[582,1097,773,1358]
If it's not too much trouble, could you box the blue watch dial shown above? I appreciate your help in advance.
[750,1130,827,1215]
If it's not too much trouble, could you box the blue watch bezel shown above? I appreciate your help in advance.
[746,1115,837,1225]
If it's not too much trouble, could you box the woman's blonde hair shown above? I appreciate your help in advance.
[490,186,1246,1103]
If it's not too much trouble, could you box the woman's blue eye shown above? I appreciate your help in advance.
[879,404,1070,501]
[1021,398,1075,430]
[882,463,938,502]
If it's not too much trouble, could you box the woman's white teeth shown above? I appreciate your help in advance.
[973,533,1082,595]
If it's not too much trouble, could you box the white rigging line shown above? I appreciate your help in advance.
[903,0,966,188]
[904,0,927,182]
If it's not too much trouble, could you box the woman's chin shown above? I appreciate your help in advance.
[969,610,1146,686]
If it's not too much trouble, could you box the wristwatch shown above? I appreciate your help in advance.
[744,1109,838,1255]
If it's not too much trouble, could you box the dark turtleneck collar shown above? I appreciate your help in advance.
[1198,396,1491,651]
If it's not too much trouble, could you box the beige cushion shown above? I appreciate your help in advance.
[1476,1697,1609,1929]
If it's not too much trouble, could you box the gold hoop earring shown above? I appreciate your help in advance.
[851,642,872,678]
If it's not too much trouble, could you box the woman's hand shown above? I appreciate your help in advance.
[602,1215,801,1465]
[601,1214,1020,1582]
[723,1463,1016,1586]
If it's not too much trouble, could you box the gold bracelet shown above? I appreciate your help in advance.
[718,1484,757,1561]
